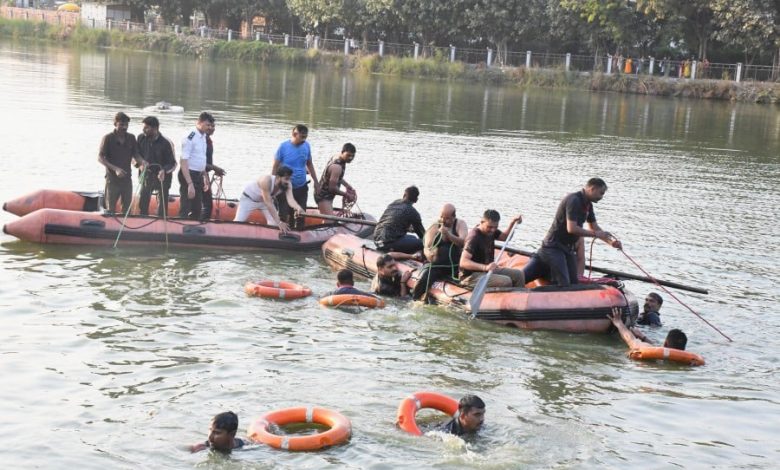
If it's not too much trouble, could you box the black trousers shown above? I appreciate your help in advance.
[138,174,171,217]
[522,244,578,287]
[276,183,308,229]
[178,170,204,220]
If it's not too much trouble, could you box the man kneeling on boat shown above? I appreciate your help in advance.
[373,185,426,262]
[523,178,622,287]
[234,165,303,235]
[459,210,524,289]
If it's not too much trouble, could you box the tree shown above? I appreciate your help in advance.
[286,0,343,37]
[711,0,779,65]
[466,0,549,65]
[637,0,715,59]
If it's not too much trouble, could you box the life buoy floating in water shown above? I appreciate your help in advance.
[248,406,352,451]
[629,347,705,366]
[244,280,312,299]
[319,294,385,309]
[396,391,459,436]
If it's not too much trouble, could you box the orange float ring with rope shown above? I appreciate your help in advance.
[244,280,312,299]
[248,406,352,451]
[630,347,705,366]
[319,294,385,309]
[396,391,459,436]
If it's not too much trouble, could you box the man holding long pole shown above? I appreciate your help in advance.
[523,177,622,287]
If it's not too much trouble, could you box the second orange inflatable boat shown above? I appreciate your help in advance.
[322,234,639,333]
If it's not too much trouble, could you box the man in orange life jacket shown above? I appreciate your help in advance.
[523,178,622,287]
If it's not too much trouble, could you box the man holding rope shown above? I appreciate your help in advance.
[411,203,468,300]
[201,119,226,222]
[137,116,176,217]
[523,178,622,287]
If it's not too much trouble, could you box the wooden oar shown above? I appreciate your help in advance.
[495,242,709,295]
[301,212,377,226]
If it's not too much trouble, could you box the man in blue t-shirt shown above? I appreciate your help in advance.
[271,124,319,229]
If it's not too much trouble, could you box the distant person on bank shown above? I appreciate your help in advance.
[234,165,303,235]
[136,116,176,217]
[190,411,246,453]
[315,143,357,215]
[178,112,214,220]
[373,185,426,261]
[440,395,486,436]
[372,254,412,297]
[272,124,319,228]
[98,112,146,214]
[459,210,524,289]
[523,178,622,287]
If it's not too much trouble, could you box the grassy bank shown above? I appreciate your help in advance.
[3,18,779,104]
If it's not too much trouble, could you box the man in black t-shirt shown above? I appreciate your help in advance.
[459,209,524,288]
[189,411,246,453]
[371,254,411,297]
[373,186,426,259]
[523,178,622,287]
[439,395,485,437]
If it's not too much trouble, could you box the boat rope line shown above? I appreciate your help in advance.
[585,237,597,281]
[211,175,227,219]
[113,166,147,248]
[618,248,733,342]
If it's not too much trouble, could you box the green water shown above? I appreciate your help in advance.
[1,41,778,469]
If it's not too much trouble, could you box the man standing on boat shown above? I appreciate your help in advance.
[459,209,524,288]
[201,120,226,222]
[272,124,319,229]
[522,178,622,287]
[137,116,176,217]
[314,143,357,215]
[373,186,426,260]
[178,112,214,220]
[98,112,146,214]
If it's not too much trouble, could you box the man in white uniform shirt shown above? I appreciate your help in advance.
[178,112,214,220]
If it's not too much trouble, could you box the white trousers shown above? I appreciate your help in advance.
[234,195,276,226]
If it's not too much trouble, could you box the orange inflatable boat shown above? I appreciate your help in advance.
[3,188,265,223]
[322,234,639,333]
[3,208,375,250]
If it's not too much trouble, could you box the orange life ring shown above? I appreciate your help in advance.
[244,280,312,299]
[319,294,385,309]
[247,406,352,451]
[630,347,705,366]
[396,391,459,436]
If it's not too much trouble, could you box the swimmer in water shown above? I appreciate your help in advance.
[190,411,246,453]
